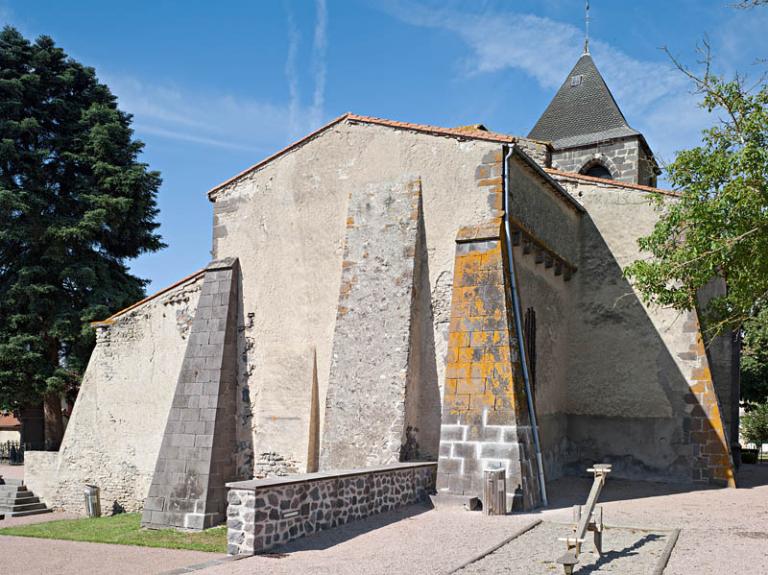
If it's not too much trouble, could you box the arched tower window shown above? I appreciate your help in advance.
[580,159,614,180]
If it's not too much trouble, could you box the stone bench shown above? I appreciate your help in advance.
[225,461,437,555]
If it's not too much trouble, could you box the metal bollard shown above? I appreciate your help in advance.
[83,485,101,517]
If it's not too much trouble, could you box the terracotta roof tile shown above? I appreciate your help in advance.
[546,168,680,197]
[206,113,547,199]
[0,413,20,429]
[91,269,206,327]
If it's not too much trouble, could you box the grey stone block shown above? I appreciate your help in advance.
[179,409,200,423]
[466,425,502,442]
[195,435,214,448]
[141,259,240,530]
[199,408,217,422]
[170,434,196,448]
[143,496,165,511]
[186,459,211,475]
[479,443,520,460]
[452,442,478,459]
[440,426,464,441]
[196,294,213,309]
[438,457,461,474]
[502,428,520,443]
[163,459,186,473]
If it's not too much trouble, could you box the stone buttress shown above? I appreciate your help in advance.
[141,258,240,529]
[683,313,736,487]
[436,220,542,511]
[320,178,427,470]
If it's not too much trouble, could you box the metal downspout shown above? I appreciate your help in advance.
[502,145,548,507]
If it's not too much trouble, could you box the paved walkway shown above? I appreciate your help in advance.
[1,464,218,573]
[195,464,768,575]
[0,535,220,575]
[0,462,24,480]
[1,464,767,574]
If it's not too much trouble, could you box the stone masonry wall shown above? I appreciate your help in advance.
[552,174,735,486]
[320,178,426,469]
[436,220,541,511]
[698,279,741,453]
[551,137,651,186]
[209,121,506,477]
[226,462,436,555]
[24,272,204,514]
[682,313,736,486]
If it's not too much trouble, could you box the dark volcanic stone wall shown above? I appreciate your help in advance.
[226,463,436,555]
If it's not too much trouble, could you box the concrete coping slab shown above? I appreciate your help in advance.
[226,461,437,491]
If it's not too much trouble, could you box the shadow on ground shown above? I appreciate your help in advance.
[577,532,664,574]
[538,463,768,513]
[259,500,434,556]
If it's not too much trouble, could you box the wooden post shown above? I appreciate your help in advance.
[557,464,612,574]
[482,469,506,516]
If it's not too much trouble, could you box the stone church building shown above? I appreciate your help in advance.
[26,51,738,526]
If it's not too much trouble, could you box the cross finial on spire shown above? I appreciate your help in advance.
[584,1,590,54]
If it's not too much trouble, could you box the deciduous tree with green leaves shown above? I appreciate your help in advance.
[741,308,768,406]
[625,54,768,335]
[741,402,768,449]
[0,27,164,448]
[624,21,768,408]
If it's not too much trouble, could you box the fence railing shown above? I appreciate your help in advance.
[0,441,24,464]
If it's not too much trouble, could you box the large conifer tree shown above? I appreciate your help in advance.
[0,27,164,448]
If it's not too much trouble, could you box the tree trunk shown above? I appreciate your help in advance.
[43,392,64,451]
[18,404,45,450]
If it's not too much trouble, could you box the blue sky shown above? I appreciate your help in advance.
[2,0,767,292]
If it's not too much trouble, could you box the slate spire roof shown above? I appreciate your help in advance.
[528,52,639,149]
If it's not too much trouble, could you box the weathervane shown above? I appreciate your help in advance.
[584,1,590,54]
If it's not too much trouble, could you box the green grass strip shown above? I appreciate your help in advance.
[0,513,226,553]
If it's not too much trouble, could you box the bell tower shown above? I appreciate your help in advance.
[528,50,660,187]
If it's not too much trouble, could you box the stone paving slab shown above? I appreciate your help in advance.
[456,521,672,574]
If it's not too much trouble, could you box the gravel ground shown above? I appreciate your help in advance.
[457,522,671,574]
[193,504,536,575]
[539,465,768,575]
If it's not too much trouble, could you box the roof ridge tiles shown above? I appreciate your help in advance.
[91,268,207,327]
[546,168,680,197]
[206,113,547,199]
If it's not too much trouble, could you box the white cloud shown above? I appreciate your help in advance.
[310,0,328,130]
[284,0,329,138]
[103,75,301,155]
[382,2,743,167]
[101,2,333,155]
[284,3,302,140]
[712,7,768,79]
